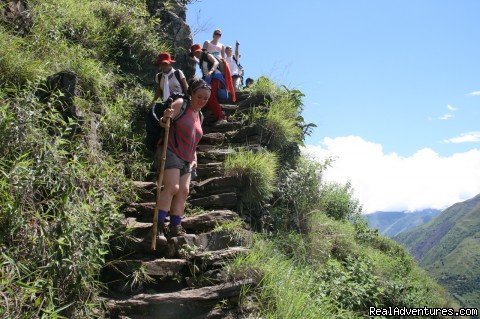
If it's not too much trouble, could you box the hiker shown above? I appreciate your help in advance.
[190,43,228,125]
[155,79,211,239]
[225,41,244,92]
[151,52,188,105]
[245,77,254,89]
[203,29,225,59]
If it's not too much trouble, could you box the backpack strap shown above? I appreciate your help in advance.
[174,69,187,95]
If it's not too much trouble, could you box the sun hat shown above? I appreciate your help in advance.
[190,44,203,56]
[155,52,175,65]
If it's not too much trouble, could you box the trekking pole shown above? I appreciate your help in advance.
[151,115,171,251]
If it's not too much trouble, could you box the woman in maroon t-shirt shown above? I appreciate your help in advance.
[155,79,211,240]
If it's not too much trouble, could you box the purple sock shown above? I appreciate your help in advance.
[170,215,182,227]
[157,210,168,224]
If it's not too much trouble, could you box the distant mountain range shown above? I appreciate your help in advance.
[395,194,480,310]
[366,209,441,237]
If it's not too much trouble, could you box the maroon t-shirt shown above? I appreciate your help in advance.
[168,106,203,162]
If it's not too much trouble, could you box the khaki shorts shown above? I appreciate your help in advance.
[155,147,191,176]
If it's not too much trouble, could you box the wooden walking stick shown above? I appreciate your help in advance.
[151,113,171,251]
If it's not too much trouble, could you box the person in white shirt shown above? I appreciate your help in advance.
[151,52,188,106]
[225,41,243,92]
[203,29,225,59]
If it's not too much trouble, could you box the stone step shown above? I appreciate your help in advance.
[197,148,235,164]
[132,181,157,203]
[106,279,255,319]
[203,121,242,134]
[118,229,251,259]
[131,175,239,204]
[189,176,239,199]
[225,123,265,143]
[198,132,225,145]
[182,210,241,233]
[124,193,239,220]
[220,104,238,110]
[196,162,223,179]
[122,210,240,235]
[188,192,237,210]
[191,246,249,269]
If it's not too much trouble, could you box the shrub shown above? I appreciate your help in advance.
[272,156,324,232]
[246,76,280,97]
[224,150,278,209]
[319,181,363,220]
[0,85,132,317]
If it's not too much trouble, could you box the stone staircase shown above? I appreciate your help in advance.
[103,92,270,318]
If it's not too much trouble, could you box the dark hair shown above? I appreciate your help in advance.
[246,78,254,84]
[187,78,211,96]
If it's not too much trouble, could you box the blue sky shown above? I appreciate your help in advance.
[186,0,480,212]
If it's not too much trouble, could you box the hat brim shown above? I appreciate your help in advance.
[155,59,175,65]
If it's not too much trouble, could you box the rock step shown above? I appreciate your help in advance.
[196,162,223,180]
[118,229,251,258]
[202,121,242,134]
[125,193,239,221]
[190,176,239,198]
[197,148,235,164]
[198,132,225,145]
[106,279,255,319]
[220,104,238,110]
[188,192,237,210]
[122,210,241,236]
[107,246,248,282]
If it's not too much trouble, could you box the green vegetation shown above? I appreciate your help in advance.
[224,149,278,211]
[0,0,163,317]
[396,194,480,310]
[230,212,455,318]
[0,0,459,317]
[246,78,314,165]
[224,77,456,316]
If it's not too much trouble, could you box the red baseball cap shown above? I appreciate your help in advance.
[190,44,203,56]
[155,52,175,65]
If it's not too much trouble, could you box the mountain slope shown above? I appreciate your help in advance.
[395,194,480,309]
[367,209,440,237]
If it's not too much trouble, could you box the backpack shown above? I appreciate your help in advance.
[155,69,188,97]
[145,96,203,153]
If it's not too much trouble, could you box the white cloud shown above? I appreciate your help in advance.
[303,136,480,213]
[444,132,480,143]
[439,114,453,120]
[447,104,457,111]
[467,91,480,96]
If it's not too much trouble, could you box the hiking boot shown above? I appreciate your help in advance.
[169,224,187,237]
[156,224,168,245]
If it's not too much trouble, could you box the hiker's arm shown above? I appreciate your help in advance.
[207,54,219,76]
[159,98,184,127]
[191,152,197,169]
[221,45,226,59]
[235,41,239,61]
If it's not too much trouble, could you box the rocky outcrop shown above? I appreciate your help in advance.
[1,0,32,36]
[146,0,195,79]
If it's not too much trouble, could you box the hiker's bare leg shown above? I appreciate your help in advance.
[158,168,180,212]
[170,172,191,216]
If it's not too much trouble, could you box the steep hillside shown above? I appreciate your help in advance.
[396,194,480,309]
[367,209,441,237]
[0,0,460,318]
